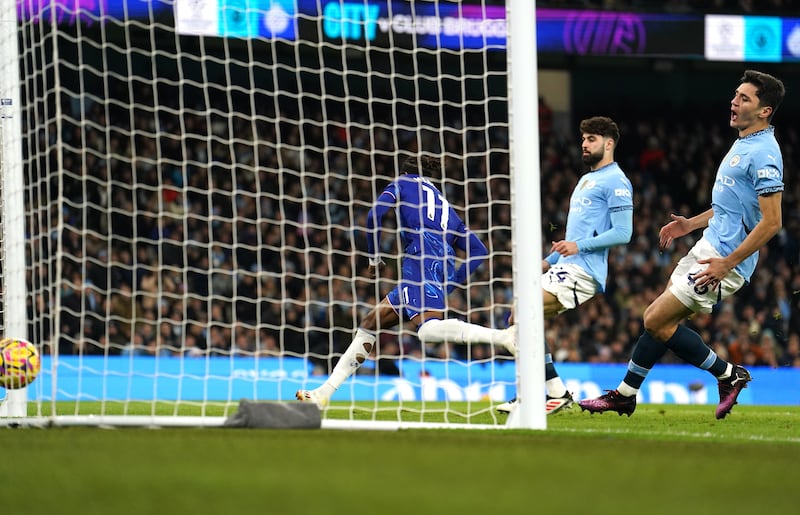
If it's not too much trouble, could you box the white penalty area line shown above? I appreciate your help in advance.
[550,425,800,445]
[321,419,502,431]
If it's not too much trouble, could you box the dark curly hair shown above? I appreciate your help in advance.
[400,155,442,179]
[741,70,785,121]
[579,116,620,146]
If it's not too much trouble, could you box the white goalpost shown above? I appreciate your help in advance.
[2,0,543,430]
[505,0,545,430]
[0,0,29,418]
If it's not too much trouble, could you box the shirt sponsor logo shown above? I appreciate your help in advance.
[614,188,631,198]
[757,168,781,179]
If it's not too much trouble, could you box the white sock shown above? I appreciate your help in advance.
[617,383,638,397]
[417,318,512,347]
[546,378,567,398]
[316,328,376,399]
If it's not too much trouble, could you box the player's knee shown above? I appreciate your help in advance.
[642,314,659,337]
[542,291,563,318]
[642,313,672,342]
[642,304,658,330]
[543,304,561,318]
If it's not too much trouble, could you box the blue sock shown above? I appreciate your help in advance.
[623,331,668,390]
[544,341,558,381]
[663,325,728,376]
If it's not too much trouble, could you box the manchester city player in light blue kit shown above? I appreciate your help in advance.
[297,155,514,408]
[580,70,786,419]
[497,116,634,415]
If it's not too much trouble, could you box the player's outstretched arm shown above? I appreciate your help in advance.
[659,208,713,249]
[695,193,782,287]
[567,208,633,254]
[448,231,488,288]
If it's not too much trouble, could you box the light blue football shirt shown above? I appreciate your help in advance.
[554,162,633,292]
[704,126,783,282]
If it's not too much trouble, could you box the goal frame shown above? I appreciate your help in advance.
[0,0,30,417]
[2,0,545,430]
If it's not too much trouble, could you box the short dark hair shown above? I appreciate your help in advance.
[741,70,785,120]
[579,116,620,145]
[400,155,442,179]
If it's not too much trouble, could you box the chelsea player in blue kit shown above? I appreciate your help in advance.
[497,116,634,415]
[580,70,786,419]
[297,155,515,408]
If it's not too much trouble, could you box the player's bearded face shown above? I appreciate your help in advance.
[581,146,604,167]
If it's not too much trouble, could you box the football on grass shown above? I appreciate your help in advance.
[0,337,41,389]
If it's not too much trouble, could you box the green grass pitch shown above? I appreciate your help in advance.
[2,402,798,515]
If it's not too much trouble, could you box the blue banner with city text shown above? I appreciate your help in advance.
[14,356,799,406]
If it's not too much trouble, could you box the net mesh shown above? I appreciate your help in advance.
[11,0,516,425]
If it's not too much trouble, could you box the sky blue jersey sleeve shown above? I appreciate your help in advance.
[576,209,633,252]
[543,208,632,264]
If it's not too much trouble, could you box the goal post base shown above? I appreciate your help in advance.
[1,415,508,431]
[0,388,28,418]
[223,400,321,429]
[504,401,548,430]
[504,404,521,428]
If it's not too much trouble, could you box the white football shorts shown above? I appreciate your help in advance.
[668,237,745,314]
[541,263,598,314]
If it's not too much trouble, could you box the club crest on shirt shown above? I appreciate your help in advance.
[729,155,741,167]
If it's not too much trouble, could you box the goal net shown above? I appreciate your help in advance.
[5,0,529,428]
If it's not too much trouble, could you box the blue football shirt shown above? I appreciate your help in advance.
[704,126,783,282]
[367,174,470,258]
[366,174,488,318]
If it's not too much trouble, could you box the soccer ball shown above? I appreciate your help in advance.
[0,337,41,389]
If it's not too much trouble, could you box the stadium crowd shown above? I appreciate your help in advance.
[20,0,800,373]
[25,84,800,372]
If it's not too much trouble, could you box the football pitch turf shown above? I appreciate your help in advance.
[2,402,797,515]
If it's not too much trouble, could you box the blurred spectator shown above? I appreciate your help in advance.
[21,47,800,372]
[539,96,554,138]
[778,333,800,367]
